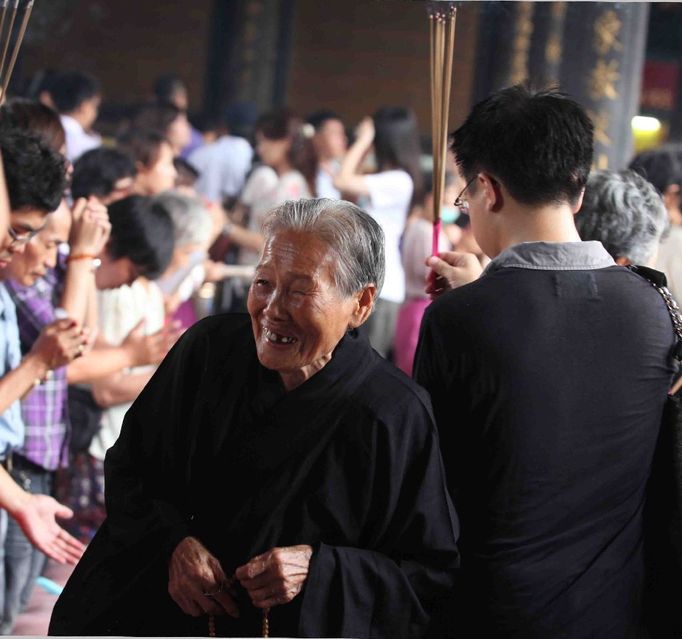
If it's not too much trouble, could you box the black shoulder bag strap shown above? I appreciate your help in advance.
[628,265,682,637]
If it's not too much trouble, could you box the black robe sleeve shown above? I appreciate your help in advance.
[299,386,460,639]
[49,317,238,636]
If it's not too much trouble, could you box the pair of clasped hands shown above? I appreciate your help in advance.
[28,197,111,373]
[168,537,313,618]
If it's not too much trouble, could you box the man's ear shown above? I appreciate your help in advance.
[479,173,503,212]
[615,256,631,266]
[348,285,377,329]
[572,189,585,214]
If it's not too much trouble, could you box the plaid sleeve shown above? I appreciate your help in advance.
[5,273,58,352]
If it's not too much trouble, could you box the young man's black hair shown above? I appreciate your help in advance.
[0,126,66,213]
[451,85,594,206]
[50,71,101,115]
[71,148,136,201]
[106,195,174,280]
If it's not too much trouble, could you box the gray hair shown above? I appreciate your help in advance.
[575,170,669,264]
[153,191,212,247]
[261,198,385,297]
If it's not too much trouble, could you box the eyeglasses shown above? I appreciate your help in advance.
[7,226,39,247]
[454,177,476,215]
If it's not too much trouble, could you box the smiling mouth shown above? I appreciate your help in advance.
[263,327,297,345]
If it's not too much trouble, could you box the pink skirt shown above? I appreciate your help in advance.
[393,297,431,376]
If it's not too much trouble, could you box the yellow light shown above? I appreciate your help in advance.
[631,115,664,153]
[631,115,662,133]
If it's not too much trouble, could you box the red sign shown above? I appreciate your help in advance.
[641,60,679,112]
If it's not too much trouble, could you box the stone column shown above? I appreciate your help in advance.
[473,1,650,170]
[203,0,296,119]
[558,2,650,169]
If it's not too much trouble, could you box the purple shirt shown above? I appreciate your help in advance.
[5,254,68,471]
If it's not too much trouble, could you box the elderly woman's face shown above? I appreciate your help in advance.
[247,230,362,390]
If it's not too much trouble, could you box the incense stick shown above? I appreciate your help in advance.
[0,2,10,89]
[0,0,18,103]
[1,0,33,102]
[427,2,458,256]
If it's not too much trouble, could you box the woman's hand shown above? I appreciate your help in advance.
[235,545,313,609]
[168,537,239,618]
[354,117,375,147]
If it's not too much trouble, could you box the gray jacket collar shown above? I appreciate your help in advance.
[484,241,616,275]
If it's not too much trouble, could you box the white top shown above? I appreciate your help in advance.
[239,166,311,265]
[315,163,341,199]
[89,280,165,461]
[657,224,682,305]
[189,135,253,202]
[60,114,101,163]
[401,217,450,299]
[364,170,414,303]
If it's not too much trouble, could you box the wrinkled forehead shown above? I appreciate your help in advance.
[258,230,335,276]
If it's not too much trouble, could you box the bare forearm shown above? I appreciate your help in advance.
[0,354,48,414]
[91,371,154,408]
[228,225,264,253]
[66,346,134,384]
[334,140,371,196]
[59,262,96,326]
[0,466,30,515]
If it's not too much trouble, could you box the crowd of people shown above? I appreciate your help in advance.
[0,68,678,638]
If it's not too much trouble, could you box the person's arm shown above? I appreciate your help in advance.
[0,465,85,564]
[222,222,264,253]
[59,197,110,326]
[0,319,86,414]
[66,320,180,384]
[332,117,374,197]
[90,370,154,408]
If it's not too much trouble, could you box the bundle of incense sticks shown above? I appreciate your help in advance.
[427,1,457,255]
[0,0,35,105]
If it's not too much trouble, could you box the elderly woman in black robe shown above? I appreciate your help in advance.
[49,198,460,638]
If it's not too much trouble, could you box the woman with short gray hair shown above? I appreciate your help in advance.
[575,170,669,266]
[51,197,459,639]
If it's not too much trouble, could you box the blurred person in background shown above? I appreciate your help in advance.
[0,101,108,631]
[188,109,253,206]
[575,170,669,267]
[153,74,203,158]
[71,148,137,206]
[630,145,682,305]
[154,191,213,327]
[334,106,422,358]
[65,196,175,542]
[306,110,347,199]
[133,103,192,159]
[118,129,178,196]
[222,109,314,272]
[49,71,101,163]
[0,126,89,632]
[393,172,458,375]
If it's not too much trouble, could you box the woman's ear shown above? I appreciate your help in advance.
[664,184,681,210]
[348,285,377,329]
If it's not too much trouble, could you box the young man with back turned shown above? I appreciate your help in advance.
[416,86,677,638]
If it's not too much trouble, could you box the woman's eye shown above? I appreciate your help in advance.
[254,279,269,287]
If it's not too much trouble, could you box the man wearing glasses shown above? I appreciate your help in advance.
[415,86,676,637]
[0,127,86,581]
